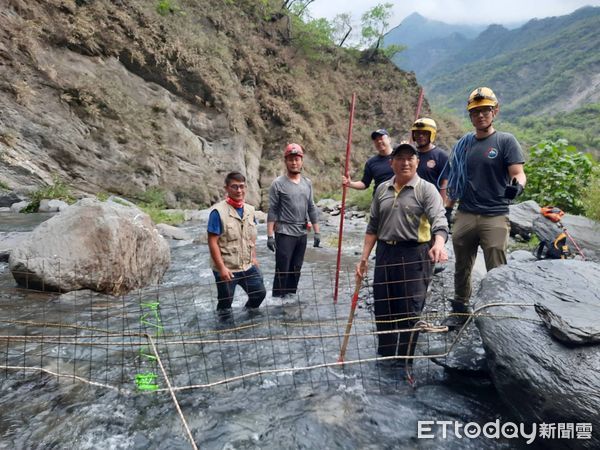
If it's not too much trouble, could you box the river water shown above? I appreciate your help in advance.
[0,211,522,449]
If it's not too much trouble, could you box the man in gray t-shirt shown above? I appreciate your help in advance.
[267,143,320,298]
[445,87,526,328]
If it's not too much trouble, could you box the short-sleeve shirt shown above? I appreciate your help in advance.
[417,146,449,191]
[361,154,394,192]
[208,207,250,235]
[367,175,449,243]
[458,131,525,215]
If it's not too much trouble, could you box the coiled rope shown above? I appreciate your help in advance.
[440,132,475,200]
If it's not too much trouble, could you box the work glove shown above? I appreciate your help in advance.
[313,233,321,248]
[267,236,276,252]
[504,177,524,200]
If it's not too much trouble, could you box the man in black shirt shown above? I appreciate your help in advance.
[412,118,449,204]
[445,87,526,328]
[343,128,394,194]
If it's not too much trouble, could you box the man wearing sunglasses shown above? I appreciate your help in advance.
[207,171,266,320]
[444,87,526,329]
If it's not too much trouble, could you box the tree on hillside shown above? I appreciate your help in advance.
[360,3,404,59]
[281,1,335,59]
[360,3,394,50]
[282,0,315,17]
[331,13,353,47]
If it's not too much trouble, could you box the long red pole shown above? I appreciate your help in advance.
[414,87,424,122]
[333,93,356,304]
[338,276,361,362]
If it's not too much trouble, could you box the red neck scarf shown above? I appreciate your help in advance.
[226,196,244,209]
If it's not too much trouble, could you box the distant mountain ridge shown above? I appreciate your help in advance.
[385,6,600,120]
[384,13,486,73]
[384,12,486,48]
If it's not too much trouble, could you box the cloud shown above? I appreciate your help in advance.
[307,0,600,26]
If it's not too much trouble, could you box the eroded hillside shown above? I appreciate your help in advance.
[0,0,460,208]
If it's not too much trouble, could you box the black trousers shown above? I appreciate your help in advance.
[213,265,266,310]
[373,241,432,362]
[272,233,307,297]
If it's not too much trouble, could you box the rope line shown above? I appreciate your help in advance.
[0,301,536,395]
[146,333,199,450]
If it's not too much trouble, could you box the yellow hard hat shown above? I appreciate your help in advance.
[467,87,498,111]
[411,117,437,143]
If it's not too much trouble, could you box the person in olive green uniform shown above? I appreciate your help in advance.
[356,143,449,365]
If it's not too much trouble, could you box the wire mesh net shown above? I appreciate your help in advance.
[1,259,460,396]
[1,256,482,448]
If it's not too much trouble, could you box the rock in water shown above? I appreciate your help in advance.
[474,260,600,449]
[9,198,170,295]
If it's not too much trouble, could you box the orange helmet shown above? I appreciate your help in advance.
[284,143,304,158]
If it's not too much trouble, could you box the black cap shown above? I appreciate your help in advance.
[371,129,389,139]
[391,143,419,157]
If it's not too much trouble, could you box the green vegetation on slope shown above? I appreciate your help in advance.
[426,13,600,120]
[500,103,600,159]
[23,176,76,213]
[521,140,595,215]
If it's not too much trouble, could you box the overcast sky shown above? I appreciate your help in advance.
[307,0,600,26]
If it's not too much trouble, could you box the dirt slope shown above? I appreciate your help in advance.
[0,0,460,208]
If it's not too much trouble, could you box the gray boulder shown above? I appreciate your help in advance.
[9,198,170,295]
[0,190,22,207]
[509,200,600,261]
[474,260,600,449]
[10,201,29,213]
[155,223,190,240]
[316,198,340,213]
[0,232,29,262]
[38,199,69,212]
[508,200,540,239]
[184,209,211,222]
[560,214,600,261]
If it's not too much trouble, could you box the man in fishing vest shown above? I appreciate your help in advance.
[207,171,266,319]
[444,87,526,329]
[356,143,448,373]
[342,128,394,195]
[267,143,320,298]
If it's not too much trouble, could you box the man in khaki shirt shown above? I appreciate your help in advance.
[357,143,448,373]
[208,172,266,320]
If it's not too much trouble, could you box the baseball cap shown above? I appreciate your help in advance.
[284,143,304,158]
[391,143,418,157]
[371,129,389,140]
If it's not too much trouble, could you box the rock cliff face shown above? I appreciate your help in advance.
[0,0,460,209]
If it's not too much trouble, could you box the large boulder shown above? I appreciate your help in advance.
[0,232,29,262]
[473,260,600,449]
[560,214,600,261]
[508,200,540,239]
[8,198,170,295]
[0,190,23,207]
[509,200,600,261]
[38,199,70,212]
